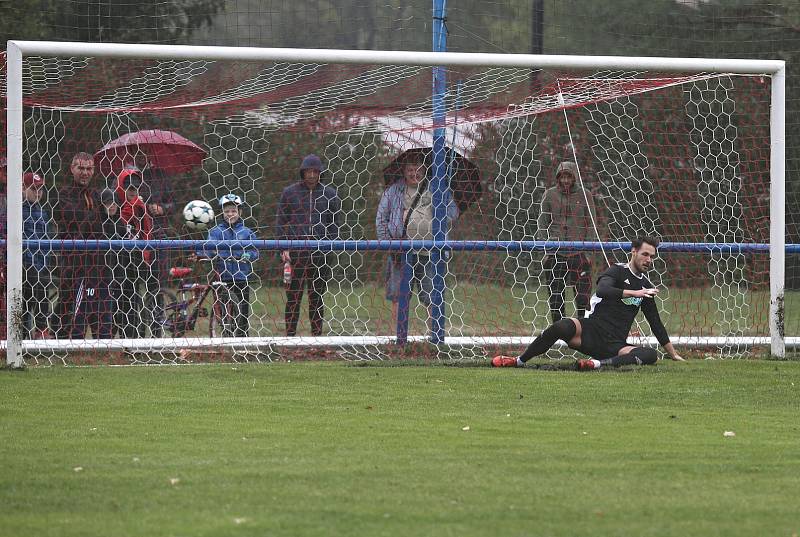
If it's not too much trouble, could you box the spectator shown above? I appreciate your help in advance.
[22,172,54,339]
[52,152,105,338]
[141,167,177,337]
[100,187,141,338]
[115,168,153,337]
[537,161,597,323]
[196,193,259,337]
[141,167,176,241]
[376,158,458,327]
[275,154,341,337]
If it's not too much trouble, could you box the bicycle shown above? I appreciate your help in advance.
[157,262,234,338]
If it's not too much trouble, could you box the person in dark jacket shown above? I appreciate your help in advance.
[22,172,54,339]
[275,154,341,337]
[492,236,684,370]
[197,193,259,337]
[537,161,597,323]
[141,167,176,337]
[52,152,105,338]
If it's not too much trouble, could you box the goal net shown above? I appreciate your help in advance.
[3,44,786,365]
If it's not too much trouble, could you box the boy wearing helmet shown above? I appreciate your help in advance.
[199,193,259,337]
[275,154,341,337]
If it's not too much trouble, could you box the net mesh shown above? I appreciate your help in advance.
[2,53,775,364]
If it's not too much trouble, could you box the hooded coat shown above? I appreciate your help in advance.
[536,162,596,242]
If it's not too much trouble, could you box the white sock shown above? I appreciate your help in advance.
[590,359,601,369]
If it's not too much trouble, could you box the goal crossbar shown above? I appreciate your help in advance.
[6,41,786,73]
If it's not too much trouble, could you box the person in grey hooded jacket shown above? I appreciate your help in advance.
[537,161,597,323]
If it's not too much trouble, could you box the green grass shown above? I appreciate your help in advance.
[2,360,799,536]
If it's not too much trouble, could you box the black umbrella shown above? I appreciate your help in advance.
[382,147,482,213]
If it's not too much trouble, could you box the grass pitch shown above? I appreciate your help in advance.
[2,359,799,537]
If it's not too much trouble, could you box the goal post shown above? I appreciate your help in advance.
[4,40,788,367]
[769,65,787,360]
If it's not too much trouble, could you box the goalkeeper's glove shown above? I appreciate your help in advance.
[240,252,252,262]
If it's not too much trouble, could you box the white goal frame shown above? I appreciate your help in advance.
[5,41,787,367]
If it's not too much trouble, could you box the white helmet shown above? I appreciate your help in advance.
[218,193,243,207]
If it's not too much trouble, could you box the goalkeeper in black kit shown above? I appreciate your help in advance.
[492,236,684,370]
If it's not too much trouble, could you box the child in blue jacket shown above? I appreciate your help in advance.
[199,194,259,337]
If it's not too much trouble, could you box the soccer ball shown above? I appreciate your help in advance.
[183,200,214,230]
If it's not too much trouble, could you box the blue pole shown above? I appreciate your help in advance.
[396,252,412,345]
[430,0,448,344]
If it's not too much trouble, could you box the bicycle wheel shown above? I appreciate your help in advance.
[157,291,183,336]
[141,271,176,338]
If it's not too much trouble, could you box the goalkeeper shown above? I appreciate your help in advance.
[492,236,684,370]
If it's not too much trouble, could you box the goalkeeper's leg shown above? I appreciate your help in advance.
[492,318,580,367]
[576,346,658,370]
[601,347,658,367]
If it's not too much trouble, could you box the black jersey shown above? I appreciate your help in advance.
[586,263,670,346]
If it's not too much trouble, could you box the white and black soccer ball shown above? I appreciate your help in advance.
[183,200,215,230]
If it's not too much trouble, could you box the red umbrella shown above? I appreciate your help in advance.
[383,147,482,213]
[94,129,206,177]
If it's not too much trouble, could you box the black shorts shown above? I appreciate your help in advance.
[576,318,629,359]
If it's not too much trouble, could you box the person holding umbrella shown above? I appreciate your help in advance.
[376,156,459,327]
[140,165,176,337]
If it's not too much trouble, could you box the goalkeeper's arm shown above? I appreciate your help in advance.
[642,298,684,361]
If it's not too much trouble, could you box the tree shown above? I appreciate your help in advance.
[1,0,225,46]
